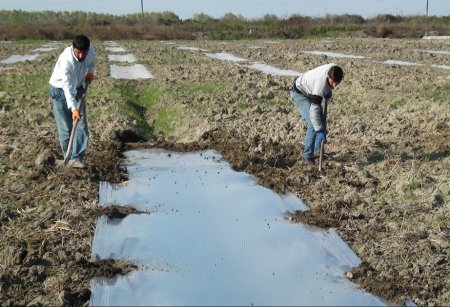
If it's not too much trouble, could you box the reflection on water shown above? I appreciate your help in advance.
[416,49,450,55]
[302,50,365,59]
[0,54,39,64]
[177,46,210,52]
[31,47,56,52]
[110,64,153,79]
[90,149,387,306]
[105,47,126,52]
[431,64,450,70]
[242,62,302,76]
[204,51,247,62]
[107,54,137,63]
[203,51,302,76]
[422,36,450,40]
[379,59,418,66]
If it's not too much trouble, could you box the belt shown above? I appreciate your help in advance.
[292,80,322,105]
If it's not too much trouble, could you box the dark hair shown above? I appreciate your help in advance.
[73,35,90,51]
[328,65,344,82]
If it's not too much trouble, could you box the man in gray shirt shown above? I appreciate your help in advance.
[290,63,344,165]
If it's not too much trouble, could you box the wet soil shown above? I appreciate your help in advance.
[0,37,449,306]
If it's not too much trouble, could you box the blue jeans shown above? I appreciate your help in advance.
[290,90,323,159]
[50,86,89,161]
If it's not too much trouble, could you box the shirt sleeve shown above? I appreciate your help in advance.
[310,103,323,131]
[59,59,79,111]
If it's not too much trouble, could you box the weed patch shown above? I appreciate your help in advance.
[431,84,450,103]
[390,98,407,109]
[155,105,184,134]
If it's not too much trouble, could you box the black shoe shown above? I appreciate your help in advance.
[302,157,315,166]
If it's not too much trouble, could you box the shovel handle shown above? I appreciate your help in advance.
[63,119,79,164]
[318,140,325,172]
[63,83,89,165]
[318,99,328,172]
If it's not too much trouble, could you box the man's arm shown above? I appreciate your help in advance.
[310,102,324,132]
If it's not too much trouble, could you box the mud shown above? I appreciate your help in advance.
[0,37,449,306]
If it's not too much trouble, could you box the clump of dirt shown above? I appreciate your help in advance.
[350,261,420,304]
[94,205,147,219]
[290,208,341,228]
[82,259,138,280]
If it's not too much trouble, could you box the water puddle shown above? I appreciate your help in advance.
[416,49,450,55]
[90,149,387,306]
[241,62,302,77]
[105,41,153,79]
[302,50,365,59]
[379,59,418,66]
[104,41,126,52]
[105,46,127,53]
[31,42,59,52]
[1,41,58,64]
[177,46,210,52]
[422,36,450,40]
[0,54,39,64]
[108,54,137,63]
[301,49,448,70]
[431,64,450,70]
[106,41,120,45]
[204,51,248,62]
[202,51,302,76]
[31,46,56,52]
[110,64,154,79]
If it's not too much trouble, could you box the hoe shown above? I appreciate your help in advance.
[318,98,328,172]
[55,82,89,167]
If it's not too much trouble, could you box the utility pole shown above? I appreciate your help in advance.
[141,0,144,21]
[426,0,429,17]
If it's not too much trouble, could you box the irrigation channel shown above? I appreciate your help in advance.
[90,149,388,306]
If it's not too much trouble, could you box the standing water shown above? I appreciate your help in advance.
[90,149,388,306]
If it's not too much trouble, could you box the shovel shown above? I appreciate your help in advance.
[318,98,328,172]
[55,82,89,167]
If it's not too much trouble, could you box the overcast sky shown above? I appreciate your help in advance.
[1,0,448,20]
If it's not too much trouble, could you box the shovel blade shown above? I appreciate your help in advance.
[55,159,68,170]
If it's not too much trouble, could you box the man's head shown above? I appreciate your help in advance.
[72,35,90,62]
[327,65,344,89]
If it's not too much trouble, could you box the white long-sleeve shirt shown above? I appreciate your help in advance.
[295,63,334,131]
[49,45,95,111]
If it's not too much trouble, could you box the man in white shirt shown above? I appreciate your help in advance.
[290,63,343,165]
[49,35,95,168]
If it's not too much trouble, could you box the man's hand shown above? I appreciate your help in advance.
[72,109,81,121]
[316,131,327,143]
[85,72,95,83]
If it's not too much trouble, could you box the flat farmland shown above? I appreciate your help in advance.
[0,37,449,306]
